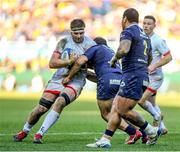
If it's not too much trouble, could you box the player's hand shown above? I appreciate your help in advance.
[109,56,117,68]
[148,64,156,74]
[62,76,71,85]
[69,53,77,65]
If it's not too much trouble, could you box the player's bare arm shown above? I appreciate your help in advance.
[148,53,172,73]
[62,55,88,84]
[110,39,131,67]
[49,39,76,69]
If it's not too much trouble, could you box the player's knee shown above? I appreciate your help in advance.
[60,93,71,106]
[39,98,53,109]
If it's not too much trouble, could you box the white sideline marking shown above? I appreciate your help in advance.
[0,131,179,136]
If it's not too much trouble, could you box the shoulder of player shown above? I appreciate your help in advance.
[56,37,68,49]
[151,33,166,45]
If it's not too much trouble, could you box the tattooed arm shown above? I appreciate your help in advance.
[49,38,75,69]
[110,39,131,67]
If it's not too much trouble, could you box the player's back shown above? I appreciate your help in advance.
[84,45,122,79]
[121,24,151,74]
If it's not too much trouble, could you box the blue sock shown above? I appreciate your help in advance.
[140,121,148,130]
[125,125,136,135]
[104,129,114,137]
[139,128,147,138]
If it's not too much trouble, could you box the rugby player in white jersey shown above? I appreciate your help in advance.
[138,15,172,135]
[13,19,96,143]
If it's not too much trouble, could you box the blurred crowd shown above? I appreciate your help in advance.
[0,0,180,92]
[0,0,180,41]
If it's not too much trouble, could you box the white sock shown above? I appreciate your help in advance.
[144,123,156,136]
[143,101,160,120]
[23,122,33,133]
[160,121,166,130]
[37,110,60,136]
[154,104,161,114]
[101,137,110,142]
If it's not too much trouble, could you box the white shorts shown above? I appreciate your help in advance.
[44,77,86,98]
[148,75,163,93]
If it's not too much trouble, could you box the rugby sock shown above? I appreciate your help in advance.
[23,122,33,133]
[154,104,161,114]
[104,129,114,137]
[140,121,155,136]
[37,110,60,135]
[143,101,159,118]
[160,121,166,130]
[139,128,147,138]
[124,125,136,135]
[100,136,110,142]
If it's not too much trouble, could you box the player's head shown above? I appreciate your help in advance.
[143,15,156,36]
[121,8,139,30]
[94,37,107,46]
[70,19,85,43]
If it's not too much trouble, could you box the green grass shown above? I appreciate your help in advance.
[0,93,180,151]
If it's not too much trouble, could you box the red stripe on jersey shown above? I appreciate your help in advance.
[44,90,61,95]
[163,51,170,56]
[147,87,157,94]
[64,85,77,98]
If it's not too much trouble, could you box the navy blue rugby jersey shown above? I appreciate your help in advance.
[84,45,122,79]
[120,24,151,73]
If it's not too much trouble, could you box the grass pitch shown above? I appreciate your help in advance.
[0,92,180,151]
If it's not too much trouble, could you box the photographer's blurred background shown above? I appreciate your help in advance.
[0,0,180,93]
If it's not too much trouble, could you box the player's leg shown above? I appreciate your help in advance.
[13,92,57,142]
[97,99,142,144]
[150,95,168,135]
[138,89,161,125]
[34,82,83,143]
[87,75,160,148]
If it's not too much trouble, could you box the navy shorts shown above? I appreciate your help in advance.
[117,72,149,101]
[97,73,122,100]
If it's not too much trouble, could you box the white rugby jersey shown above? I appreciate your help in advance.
[52,35,96,79]
[149,33,170,78]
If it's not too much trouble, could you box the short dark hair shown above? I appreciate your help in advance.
[123,8,139,23]
[144,15,156,23]
[70,19,85,31]
[94,37,107,46]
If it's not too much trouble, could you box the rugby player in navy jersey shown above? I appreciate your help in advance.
[63,37,143,144]
[86,8,161,148]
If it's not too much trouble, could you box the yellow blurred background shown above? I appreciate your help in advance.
[0,0,180,93]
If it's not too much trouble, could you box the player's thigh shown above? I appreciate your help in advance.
[148,76,163,92]
[62,80,84,103]
[112,96,137,116]
[139,89,154,104]
[97,99,113,115]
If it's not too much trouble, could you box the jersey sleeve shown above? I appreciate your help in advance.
[156,39,170,56]
[84,45,97,62]
[120,28,133,41]
[54,38,67,55]
[84,37,96,50]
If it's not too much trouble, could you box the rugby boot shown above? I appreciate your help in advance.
[33,133,43,144]
[125,129,142,144]
[13,131,28,142]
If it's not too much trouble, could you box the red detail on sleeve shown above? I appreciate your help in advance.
[147,87,157,94]
[163,51,170,56]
